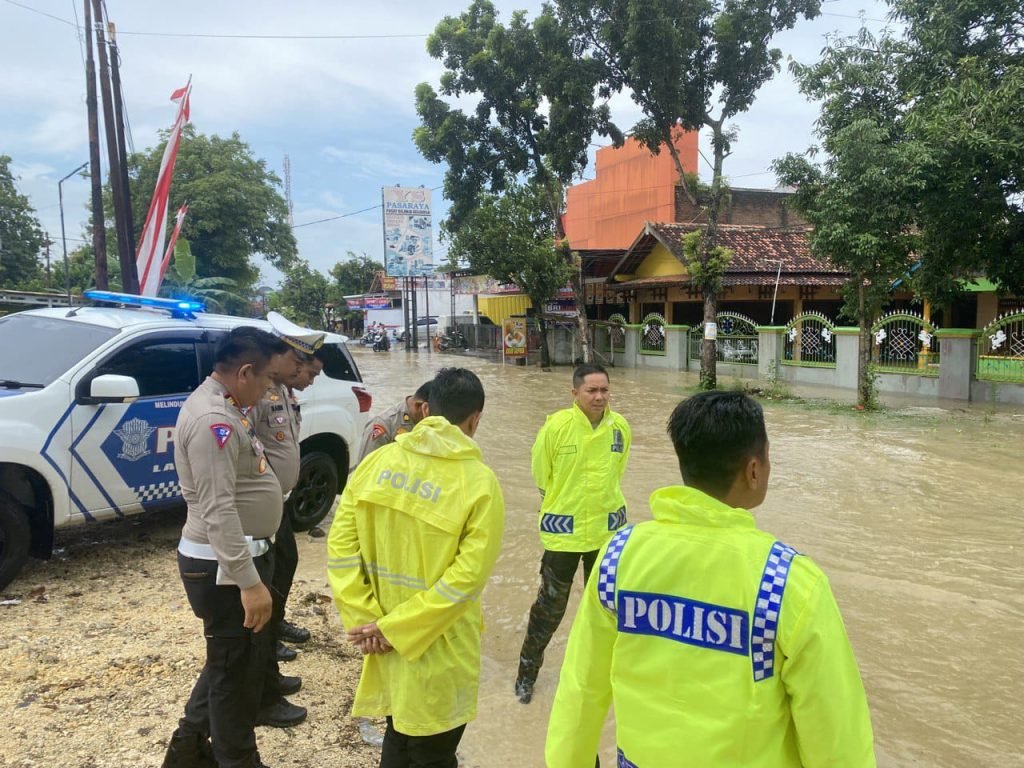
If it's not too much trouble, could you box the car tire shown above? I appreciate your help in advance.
[0,496,31,591]
[288,452,339,532]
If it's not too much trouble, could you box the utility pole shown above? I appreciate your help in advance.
[83,0,108,289]
[108,22,136,280]
[92,0,137,293]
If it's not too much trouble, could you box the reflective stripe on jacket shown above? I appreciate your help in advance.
[328,416,505,736]
[531,403,630,552]
[546,485,876,767]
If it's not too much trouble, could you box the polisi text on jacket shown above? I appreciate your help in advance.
[377,469,442,503]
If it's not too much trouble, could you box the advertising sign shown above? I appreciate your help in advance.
[503,317,527,357]
[382,186,433,277]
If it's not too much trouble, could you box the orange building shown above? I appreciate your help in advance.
[563,131,699,251]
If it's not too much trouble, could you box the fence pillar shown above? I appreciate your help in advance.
[936,329,979,401]
[621,325,640,368]
[756,327,785,380]
[665,325,690,371]
[834,327,860,391]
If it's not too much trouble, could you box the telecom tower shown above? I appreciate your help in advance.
[283,154,294,226]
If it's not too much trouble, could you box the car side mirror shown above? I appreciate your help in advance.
[81,374,140,404]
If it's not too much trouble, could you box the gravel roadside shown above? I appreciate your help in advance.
[0,507,382,768]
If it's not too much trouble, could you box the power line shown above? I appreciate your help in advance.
[2,0,76,27]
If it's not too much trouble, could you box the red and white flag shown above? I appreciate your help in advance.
[158,204,189,281]
[136,81,191,296]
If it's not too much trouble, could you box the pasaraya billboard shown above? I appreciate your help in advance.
[382,186,433,277]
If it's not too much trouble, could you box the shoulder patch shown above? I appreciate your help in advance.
[210,423,233,449]
[370,423,387,440]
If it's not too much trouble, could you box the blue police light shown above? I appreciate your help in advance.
[84,290,206,316]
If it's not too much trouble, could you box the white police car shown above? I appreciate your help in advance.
[0,292,371,589]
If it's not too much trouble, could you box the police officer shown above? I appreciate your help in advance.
[545,391,876,767]
[310,380,432,538]
[515,363,630,704]
[161,326,291,768]
[328,368,505,768]
[250,312,327,728]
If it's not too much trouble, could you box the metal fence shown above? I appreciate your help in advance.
[640,312,666,355]
[607,313,627,353]
[977,311,1024,382]
[689,312,759,365]
[455,322,501,350]
[870,312,940,376]
[783,312,837,368]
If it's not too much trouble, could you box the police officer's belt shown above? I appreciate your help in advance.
[178,536,274,560]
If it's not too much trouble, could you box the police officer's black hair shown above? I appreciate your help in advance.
[413,380,432,402]
[214,326,289,373]
[667,391,768,498]
[572,363,608,388]
[428,368,484,425]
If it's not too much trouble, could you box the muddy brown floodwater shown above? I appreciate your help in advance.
[2,346,1022,767]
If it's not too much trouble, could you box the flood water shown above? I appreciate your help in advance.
[348,346,1024,767]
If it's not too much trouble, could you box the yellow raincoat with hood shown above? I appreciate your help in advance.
[328,415,505,736]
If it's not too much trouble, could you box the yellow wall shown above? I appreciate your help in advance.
[635,243,687,278]
[478,294,532,325]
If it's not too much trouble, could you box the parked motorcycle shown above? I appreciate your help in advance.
[438,327,469,352]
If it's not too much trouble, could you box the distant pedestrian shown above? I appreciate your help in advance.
[515,363,630,704]
[545,391,876,767]
[328,368,505,768]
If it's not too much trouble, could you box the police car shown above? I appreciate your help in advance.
[0,292,371,590]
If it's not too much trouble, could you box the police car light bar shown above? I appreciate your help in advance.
[83,290,206,316]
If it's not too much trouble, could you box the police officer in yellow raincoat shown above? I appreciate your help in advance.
[328,368,505,768]
[516,363,630,704]
[546,391,875,767]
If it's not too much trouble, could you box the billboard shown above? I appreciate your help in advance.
[503,317,527,357]
[382,186,433,277]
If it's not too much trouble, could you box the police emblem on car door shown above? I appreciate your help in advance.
[70,333,204,520]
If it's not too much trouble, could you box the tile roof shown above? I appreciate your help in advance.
[608,223,847,282]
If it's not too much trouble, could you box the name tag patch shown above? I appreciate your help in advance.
[618,590,749,657]
[611,429,624,453]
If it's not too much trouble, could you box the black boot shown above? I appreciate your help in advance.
[256,696,308,728]
[161,728,217,768]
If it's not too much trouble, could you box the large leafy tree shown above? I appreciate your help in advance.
[117,127,297,296]
[331,252,383,299]
[270,259,334,330]
[0,156,45,289]
[557,0,821,388]
[414,0,622,363]
[893,0,1024,301]
[448,183,571,367]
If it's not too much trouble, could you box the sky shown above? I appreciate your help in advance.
[1,0,899,288]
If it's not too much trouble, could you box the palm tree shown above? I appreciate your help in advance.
[160,239,246,313]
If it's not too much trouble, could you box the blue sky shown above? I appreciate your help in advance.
[2,0,897,288]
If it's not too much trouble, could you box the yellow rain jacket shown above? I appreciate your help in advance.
[327,416,505,736]
[546,486,875,767]
[532,403,630,552]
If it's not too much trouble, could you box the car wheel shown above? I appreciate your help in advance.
[0,496,31,591]
[288,452,339,532]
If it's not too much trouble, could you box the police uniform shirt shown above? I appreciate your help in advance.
[177,376,283,590]
[254,383,301,496]
[358,398,414,463]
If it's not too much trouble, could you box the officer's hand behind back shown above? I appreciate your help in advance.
[240,583,274,632]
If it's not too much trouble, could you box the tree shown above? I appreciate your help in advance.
[414,0,622,363]
[773,29,927,409]
[891,0,1024,301]
[161,239,247,314]
[330,252,383,299]
[119,127,297,296]
[271,260,334,329]
[557,0,821,388]
[0,156,45,288]
[448,183,571,367]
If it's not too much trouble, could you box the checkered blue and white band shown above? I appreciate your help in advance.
[598,524,635,613]
[751,540,799,682]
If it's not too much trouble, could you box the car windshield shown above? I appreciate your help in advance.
[0,314,120,388]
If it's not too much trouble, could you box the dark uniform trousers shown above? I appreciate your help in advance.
[380,717,467,768]
[177,548,275,768]
[263,508,298,702]
[517,549,600,685]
